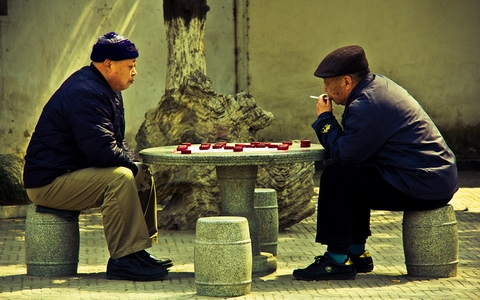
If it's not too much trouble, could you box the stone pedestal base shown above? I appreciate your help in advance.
[252,252,278,277]
[403,205,458,277]
[216,165,277,276]
[25,204,79,277]
[254,188,279,256]
[195,216,252,297]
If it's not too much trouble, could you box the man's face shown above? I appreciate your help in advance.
[108,58,137,91]
[323,76,349,106]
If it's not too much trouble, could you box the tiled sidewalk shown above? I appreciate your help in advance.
[0,171,479,299]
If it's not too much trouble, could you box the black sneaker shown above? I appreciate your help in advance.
[293,252,356,281]
[106,253,169,281]
[135,250,174,268]
[348,250,374,273]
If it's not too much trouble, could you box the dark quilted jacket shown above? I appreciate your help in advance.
[24,64,138,188]
[312,73,458,200]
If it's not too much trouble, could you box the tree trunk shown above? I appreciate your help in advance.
[135,1,315,231]
[163,0,209,91]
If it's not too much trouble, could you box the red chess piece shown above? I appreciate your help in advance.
[199,143,211,150]
[300,140,311,147]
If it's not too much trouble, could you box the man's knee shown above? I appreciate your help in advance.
[111,167,135,181]
[105,167,137,194]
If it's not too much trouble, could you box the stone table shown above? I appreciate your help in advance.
[139,141,326,276]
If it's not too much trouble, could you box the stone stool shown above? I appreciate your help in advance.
[25,204,80,276]
[194,216,252,297]
[254,188,279,256]
[402,205,458,277]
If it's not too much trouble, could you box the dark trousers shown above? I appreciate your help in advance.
[316,163,451,253]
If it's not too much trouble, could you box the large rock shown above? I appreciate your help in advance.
[136,70,315,230]
[136,71,272,149]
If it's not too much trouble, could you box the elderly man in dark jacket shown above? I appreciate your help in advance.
[24,32,171,281]
[293,45,458,281]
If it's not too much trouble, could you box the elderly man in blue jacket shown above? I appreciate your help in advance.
[293,45,458,281]
[24,32,171,281]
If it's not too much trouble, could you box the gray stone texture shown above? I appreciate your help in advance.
[403,204,458,277]
[194,216,252,297]
[254,188,279,256]
[25,204,79,277]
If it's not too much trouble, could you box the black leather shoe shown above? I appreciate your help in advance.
[135,250,174,268]
[293,252,356,281]
[106,253,169,281]
[348,250,374,273]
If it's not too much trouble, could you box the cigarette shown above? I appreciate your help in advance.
[310,94,328,99]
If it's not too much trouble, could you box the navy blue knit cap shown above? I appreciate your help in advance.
[90,32,139,62]
[314,45,369,78]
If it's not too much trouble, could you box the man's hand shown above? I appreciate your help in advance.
[315,94,332,116]
[134,162,151,192]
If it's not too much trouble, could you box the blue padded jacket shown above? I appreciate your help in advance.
[312,73,458,200]
[24,64,138,188]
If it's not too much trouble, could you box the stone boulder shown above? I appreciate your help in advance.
[135,70,315,230]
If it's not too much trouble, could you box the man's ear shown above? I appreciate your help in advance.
[343,75,354,91]
[103,59,113,73]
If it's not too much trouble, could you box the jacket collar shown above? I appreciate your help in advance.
[88,63,111,88]
[345,73,375,108]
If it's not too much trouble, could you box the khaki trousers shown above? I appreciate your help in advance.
[26,166,156,259]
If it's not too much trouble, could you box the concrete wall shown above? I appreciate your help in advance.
[1,0,479,158]
[0,0,235,154]
[248,0,480,158]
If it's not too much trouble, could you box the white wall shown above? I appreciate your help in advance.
[0,0,235,154]
[247,0,480,151]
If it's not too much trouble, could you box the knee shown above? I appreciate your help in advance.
[112,167,135,182]
[104,167,138,195]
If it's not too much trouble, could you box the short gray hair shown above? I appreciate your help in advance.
[347,68,370,83]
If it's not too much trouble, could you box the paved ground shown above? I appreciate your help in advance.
[0,171,479,299]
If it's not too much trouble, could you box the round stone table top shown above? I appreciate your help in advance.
[139,141,326,167]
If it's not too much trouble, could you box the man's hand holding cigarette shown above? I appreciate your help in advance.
[310,94,332,116]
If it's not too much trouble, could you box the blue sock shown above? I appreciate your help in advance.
[348,244,365,256]
[328,252,348,264]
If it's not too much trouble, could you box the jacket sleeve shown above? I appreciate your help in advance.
[67,90,138,176]
[312,100,387,166]
[311,112,342,160]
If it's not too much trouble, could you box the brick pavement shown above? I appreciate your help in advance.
[0,171,479,299]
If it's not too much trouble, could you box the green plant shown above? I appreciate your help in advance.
[0,154,30,205]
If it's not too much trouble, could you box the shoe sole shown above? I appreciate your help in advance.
[160,261,174,269]
[105,273,168,281]
[106,273,168,281]
[355,266,374,273]
[293,272,356,281]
